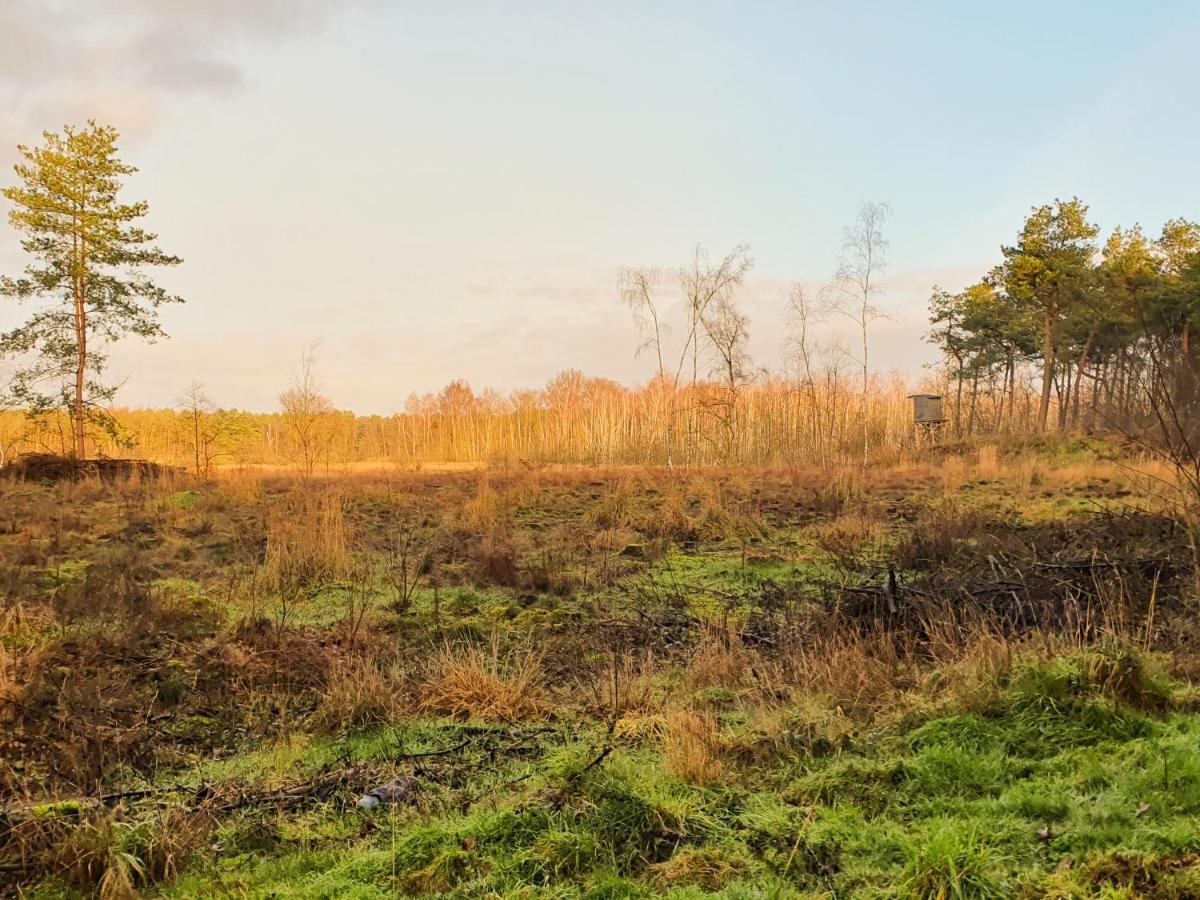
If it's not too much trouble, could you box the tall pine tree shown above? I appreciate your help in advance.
[1000,198,1098,431]
[0,121,182,459]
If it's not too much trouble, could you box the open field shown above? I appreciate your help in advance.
[3,5,1199,897]
[3,439,1200,898]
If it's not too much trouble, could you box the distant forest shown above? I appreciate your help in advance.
[3,187,1198,471]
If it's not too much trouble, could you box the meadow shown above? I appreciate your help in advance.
[3,438,1200,898]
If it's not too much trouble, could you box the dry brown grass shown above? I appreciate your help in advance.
[0,641,40,715]
[811,508,879,573]
[784,623,907,713]
[6,805,214,899]
[918,632,1018,710]
[975,444,1001,480]
[44,814,139,900]
[264,489,350,589]
[464,475,504,529]
[650,846,747,891]
[586,650,661,724]
[941,454,968,495]
[896,498,984,569]
[687,622,756,690]
[314,654,405,732]
[138,807,215,885]
[420,637,547,721]
[591,478,633,529]
[726,697,855,763]
[641,487,696,541]
[662,709,724,784]
[1015,454,1045,500]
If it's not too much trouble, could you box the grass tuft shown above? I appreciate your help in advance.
[900,822,1010,899]
[663,709,725,785]
[420,636,547,721]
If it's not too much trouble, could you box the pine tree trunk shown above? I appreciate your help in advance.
[1038,311,1055,432]
[72,235,87,461]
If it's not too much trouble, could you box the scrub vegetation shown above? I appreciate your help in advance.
[4,439,1200,898]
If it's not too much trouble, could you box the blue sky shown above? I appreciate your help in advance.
[1,1,1198,412]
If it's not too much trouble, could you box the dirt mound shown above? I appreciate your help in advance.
[0,453,178,482]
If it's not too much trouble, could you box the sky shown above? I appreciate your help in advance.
[1,0,1199,414]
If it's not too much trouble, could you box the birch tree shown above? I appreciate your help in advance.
[621,245,752,467]
[828,201,889,468]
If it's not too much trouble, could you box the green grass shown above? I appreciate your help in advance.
[6,451,1197,897]
[138,651,1200,898]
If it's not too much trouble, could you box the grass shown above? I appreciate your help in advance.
[16,688,1200,897]
[128,673,1200,897]
[3,442,1200,896]
[419,636,548,721]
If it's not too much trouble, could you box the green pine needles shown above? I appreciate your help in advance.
[0,121,182,458]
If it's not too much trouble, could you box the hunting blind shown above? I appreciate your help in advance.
[909,394,945,425]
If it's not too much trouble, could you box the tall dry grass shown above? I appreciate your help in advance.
[314,654,405,732]
[663,709,725,785]
[420,637,547,721]
[263,490,351,589]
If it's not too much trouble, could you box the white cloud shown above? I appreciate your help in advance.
[0,0,364,160]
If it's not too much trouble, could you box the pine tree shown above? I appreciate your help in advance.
[999,198,1098,431]
[0,121,182,459]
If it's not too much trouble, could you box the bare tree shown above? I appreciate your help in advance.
[280,344,335,478]
[827,201,890,469]
[620,268,667,380]
[620,244,753,468]
[177,380,252,477]
[784,283,832,466]
[382,507,443,614]
[785,283,824,396]
[702,293,751,462]
[178,380,214,477]
[680,245,753,464]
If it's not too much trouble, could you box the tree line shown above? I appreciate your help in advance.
[3,123,1198,473]
[0,371,922,472]
[928,198,1200,438]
